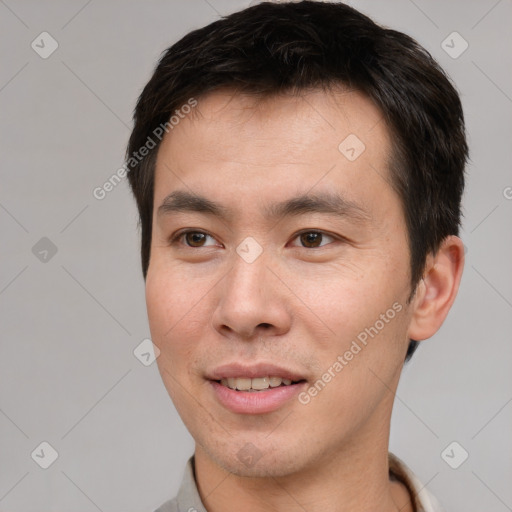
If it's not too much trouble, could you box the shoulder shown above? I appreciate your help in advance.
[153,497,179,512]
[151,455,204,512]
[389,452,446,512]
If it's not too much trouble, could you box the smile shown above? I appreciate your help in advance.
[219,376,300,391]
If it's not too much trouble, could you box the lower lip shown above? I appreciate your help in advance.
[209,380,306,414]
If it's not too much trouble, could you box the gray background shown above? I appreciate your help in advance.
[0,0,511,510]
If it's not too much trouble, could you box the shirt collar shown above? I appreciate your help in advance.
[172,453,444,512]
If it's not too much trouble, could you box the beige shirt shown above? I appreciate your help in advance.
[154,453,445,512]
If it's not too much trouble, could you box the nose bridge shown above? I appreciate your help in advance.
[225,246,270,311]
[212,243,288,338]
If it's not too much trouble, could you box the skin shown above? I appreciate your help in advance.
[146,88,465,512]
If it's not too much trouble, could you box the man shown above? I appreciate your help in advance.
[126,1,467,511]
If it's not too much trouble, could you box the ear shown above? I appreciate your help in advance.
[407,235,465,341]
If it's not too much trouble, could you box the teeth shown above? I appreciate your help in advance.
[251,377,270,390]
[235,377,252,391]
[220,376,296,391]
[269,377,282,387]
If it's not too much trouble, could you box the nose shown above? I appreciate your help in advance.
[211,250,291,341]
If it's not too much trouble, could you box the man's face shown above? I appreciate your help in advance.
[146,88,418,477]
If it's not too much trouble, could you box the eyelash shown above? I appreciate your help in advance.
[168,229,340,249]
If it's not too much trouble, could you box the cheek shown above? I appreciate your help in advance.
[293,264,400,340]
[146,257,203,325]
[295,265,410,405]
[146,268,208,415]
[145,264,207,366]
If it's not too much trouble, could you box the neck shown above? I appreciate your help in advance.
[193,411,412,512]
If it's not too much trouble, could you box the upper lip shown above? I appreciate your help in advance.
[207,362,306,382]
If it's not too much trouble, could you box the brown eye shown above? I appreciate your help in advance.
[170,230,218,248]
[292,231,335,248]
[184,232,208,247]
[300,232,323,248]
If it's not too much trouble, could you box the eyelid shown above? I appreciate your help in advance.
[169,229,221,248]
[169,228,342,249]
[289,229,338,246]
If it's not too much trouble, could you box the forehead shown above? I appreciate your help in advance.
[164,86,389,159]
[153,87,396,218]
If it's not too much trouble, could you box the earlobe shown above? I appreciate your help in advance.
[407,236,465,341]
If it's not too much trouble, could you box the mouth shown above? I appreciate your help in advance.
[215,376,306,392]
[207,363,308,414]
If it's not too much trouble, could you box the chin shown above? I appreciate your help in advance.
[200,436,309,478]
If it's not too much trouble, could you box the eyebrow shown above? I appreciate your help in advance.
[157,189,371,224]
